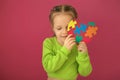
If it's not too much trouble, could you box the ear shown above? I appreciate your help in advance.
[51,26,56,36]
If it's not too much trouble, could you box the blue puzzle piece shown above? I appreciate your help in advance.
[74,24,87,35]
[80,23,87,32]
[74,26,81,35]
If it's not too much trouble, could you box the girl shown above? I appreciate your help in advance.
[42,4,92,80]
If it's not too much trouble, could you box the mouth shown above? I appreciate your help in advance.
[61,36,67,38]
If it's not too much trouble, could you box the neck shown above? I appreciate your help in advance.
[56,38,64,46]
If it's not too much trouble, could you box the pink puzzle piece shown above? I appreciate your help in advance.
[67,26,76,37]
[83,37,91,43]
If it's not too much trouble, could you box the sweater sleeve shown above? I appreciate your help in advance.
[76,52,92,77]
[42,38,71,73]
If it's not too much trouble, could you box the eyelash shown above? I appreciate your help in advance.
[57,26,67,30]
[57,28,61,30]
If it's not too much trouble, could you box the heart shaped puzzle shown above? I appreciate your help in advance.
[67,19,98,43]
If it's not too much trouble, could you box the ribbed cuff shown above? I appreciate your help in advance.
[76,52,89,62]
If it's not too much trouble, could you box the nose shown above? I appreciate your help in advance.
[62,29,68,37]
[63,28,67,34]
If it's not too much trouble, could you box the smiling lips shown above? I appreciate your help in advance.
[61,36,67,38]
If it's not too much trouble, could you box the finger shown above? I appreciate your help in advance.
[69,42,76,48]
[68,38,75,43]
[66,34,73,40]
[66,39,75,45]
[66,37,75,43]
[79,41,86,47]
[78,45,87,50]
[68,37,75,42]
[79,41,85,45]
[78,44,87,51]
[78,47,82,51]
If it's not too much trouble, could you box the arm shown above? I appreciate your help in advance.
[42,38,70,73]
[76,41,92,77]
[76,52,92,77]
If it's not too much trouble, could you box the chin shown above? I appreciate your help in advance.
[61,38,66,42]
[57,37,66,43]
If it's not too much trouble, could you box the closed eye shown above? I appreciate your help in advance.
[57,28,62,30]
[56,26,62,30]
[66,26,68,29]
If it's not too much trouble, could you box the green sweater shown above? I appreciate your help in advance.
[42,37,92,80]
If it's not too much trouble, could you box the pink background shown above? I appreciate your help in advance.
[0,0,120,80]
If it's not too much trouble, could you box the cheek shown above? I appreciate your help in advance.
[53,30,60,36]
[56,31,61,36]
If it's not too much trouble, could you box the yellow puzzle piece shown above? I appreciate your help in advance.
[67,20,77,31]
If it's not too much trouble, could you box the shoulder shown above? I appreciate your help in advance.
[43,37,56,45]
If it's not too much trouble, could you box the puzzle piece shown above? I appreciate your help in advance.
[74,26,81,35]
[85,26,98,38]
[67,27,75,37]
[80,23,87,32]
[83,37,91,43]
[67,20,77,31]
[88,22,95,26]
[74,23,87,35]
[76,35,83,43]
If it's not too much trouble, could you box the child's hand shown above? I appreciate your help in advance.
[78,41,88,53]
[63,34,76,50]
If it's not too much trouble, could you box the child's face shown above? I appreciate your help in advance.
[53,14,72,44]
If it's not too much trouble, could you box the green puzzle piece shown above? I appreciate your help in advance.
[76,35,83,43]
[88,22,95,26]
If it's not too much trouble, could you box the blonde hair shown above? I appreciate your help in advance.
[49,4,78,24]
